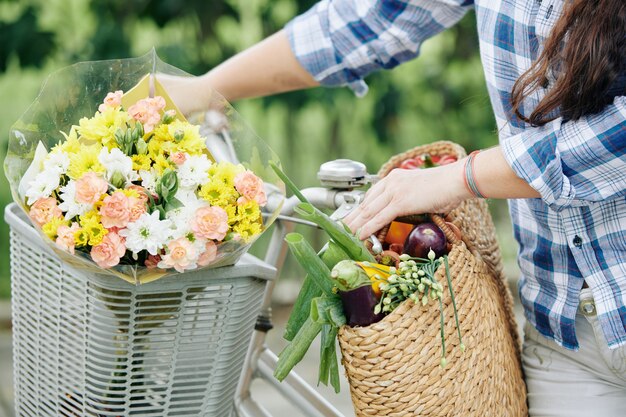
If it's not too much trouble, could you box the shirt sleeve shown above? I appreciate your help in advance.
[285,0,474,96]
[501,96,626,211]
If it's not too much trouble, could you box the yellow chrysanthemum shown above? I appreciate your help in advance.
[148,136,176,158]
[74,228,89,247]
[198,180,238,207]
[132,154,152,172]
[79,209,101,227]
[42,217,69,240]
[152,153,173,175]
[67,144,105,179]
[53,127,81,154]
[233,219,262,242]
[77,107,132,148]
[167,120,204,156]
[236,200,262,224]
[224,205,238,225]
[86,222,108,246]
[209,162,245,188]
[150,123,172,143]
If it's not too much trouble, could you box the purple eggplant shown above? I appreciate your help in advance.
[339,286,385,327]
[330,260,385,327]
[404,222,448,259]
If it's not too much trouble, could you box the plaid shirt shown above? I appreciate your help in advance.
[286,0,626,349]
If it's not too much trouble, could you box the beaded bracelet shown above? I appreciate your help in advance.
[463,150,486,199]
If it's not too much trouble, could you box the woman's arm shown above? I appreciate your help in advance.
[343,146,540,239]
[159,30,318,114]
[161,0,474,113]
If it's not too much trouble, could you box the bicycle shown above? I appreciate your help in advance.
[3,132,377,417]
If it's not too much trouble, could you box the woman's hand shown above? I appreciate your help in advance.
[156,74,213,116]
[343,161,470,239]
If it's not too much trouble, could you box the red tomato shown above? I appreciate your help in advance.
[399,159,422,169]
[430,154,441,164]
[437,155,458,165]
[385,221,414,245]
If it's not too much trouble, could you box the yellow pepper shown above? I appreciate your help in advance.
[356,262,392,298]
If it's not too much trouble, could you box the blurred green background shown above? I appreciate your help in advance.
[0,0,517,299]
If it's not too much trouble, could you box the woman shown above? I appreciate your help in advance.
[166,1,626,415]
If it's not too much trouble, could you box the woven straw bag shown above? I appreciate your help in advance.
[337,141,528,417]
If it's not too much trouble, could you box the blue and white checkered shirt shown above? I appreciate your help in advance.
[286,0,626,349]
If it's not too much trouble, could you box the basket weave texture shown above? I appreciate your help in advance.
[337,141,528,417]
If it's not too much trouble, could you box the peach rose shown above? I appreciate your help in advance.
[159,238,197,273]
[30,197,63,227]
[100,191,131,229]
[126,185,150,204]
[234,170,267,206]
[55,222,80,254]
[91,232,126,268]
[128,96,166,133]
[128,197,147,222]
[191,206,229,241]
[197,240,218,267]
[170,152,187,165]
[98,90,123,112]
[75,172,109,205]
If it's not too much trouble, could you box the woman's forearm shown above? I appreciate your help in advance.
[201,30,318,101]
[471,146,540,199]
[344,145,540,239]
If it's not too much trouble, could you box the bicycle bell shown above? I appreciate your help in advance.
[317,159,375,189]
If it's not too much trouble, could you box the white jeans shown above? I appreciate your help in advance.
[522,288,626,417]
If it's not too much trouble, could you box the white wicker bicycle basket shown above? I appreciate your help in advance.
[4,202,275,417]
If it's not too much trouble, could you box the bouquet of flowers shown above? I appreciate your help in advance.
[5,52,284,283]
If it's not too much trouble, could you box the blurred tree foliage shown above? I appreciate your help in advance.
[0,0,510,299]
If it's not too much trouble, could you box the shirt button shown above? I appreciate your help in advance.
[573,235,583,248]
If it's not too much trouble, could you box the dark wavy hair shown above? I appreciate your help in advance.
[511,0,626,126]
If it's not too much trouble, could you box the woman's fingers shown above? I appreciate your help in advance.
[344,190,394,237]
[353,203,399,240]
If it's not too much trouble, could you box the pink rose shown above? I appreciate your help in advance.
[91,232,126,268]
[159,238,197,273]
[55,222,80,254]
[128,96,166,133]
[192,206,229,241]
[234,170,267,206]
[128,197,147,222]
[75,172,108,205]
[98,90,123,112]
[170,152,187,165]
[30,197,63,227]
[100,191,131,229]
[197,240,218,267]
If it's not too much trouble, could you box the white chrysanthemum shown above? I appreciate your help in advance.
[139,168,159,193]
[25,169,62,205]
[58,180,92,219]
[98,147,139,186]
[120,211,172,255]
[177,154,212,189]
[166,190,208,238]
[44,151,70,174]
